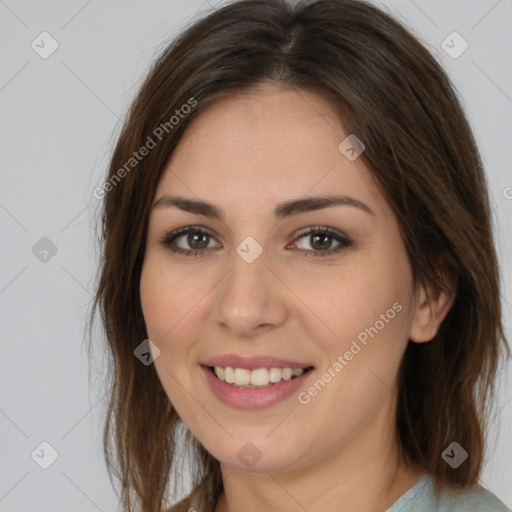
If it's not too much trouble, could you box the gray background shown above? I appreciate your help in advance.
[1,0,511,510]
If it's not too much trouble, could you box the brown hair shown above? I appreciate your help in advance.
[88,0,510,510]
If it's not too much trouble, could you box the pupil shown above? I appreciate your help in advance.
[312,234,331,250]
[189,233,209,249]
[186,233,332,251]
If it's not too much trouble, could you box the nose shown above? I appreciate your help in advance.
[212,248,288,339]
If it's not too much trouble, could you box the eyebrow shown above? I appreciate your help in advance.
[152,194,375,220]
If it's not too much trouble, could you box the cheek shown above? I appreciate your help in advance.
[139,265,169,342]
[287,250,413,395]
[293,277,410,443]
[288,262,407,347]
[332,244,413,350]
[140,258,196,344]
[140,261,201,420]
[140,258,211,380]
[139,263,192,385]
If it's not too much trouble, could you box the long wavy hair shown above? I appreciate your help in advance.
[87,0,510,510]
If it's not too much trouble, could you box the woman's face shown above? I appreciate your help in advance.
[140,86,436,473]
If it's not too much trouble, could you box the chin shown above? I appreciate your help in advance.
[199,432,311,474]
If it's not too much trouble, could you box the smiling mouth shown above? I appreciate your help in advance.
[206,365,315,388]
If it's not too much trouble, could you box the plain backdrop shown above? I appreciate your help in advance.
[1,0,511,510]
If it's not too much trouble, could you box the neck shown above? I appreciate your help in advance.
[214,399,425,512]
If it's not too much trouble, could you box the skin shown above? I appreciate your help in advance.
[140,84,455,512]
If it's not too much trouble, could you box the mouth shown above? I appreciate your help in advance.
[200,355,316,409]
[204,365,315,388]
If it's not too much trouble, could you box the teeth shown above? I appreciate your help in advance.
[234,368,251,385]
[282,368,292,380]
[224,366,235,384]
[269,367,282,383]
[213,366,306,387]
[251,368,269,385]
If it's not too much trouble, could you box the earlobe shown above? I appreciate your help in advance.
[409,278,456,343]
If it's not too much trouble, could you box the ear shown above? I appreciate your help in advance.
[409,263,457,344]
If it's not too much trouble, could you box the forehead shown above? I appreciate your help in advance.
[155,87,385,219]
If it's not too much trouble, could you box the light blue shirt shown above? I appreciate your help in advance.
[386,475,511,511]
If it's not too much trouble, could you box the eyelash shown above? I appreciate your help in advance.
[157,225,353,258]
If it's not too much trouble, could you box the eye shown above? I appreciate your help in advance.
[287,226,352,258]
[158,225,352,258]
[158,226,220,257]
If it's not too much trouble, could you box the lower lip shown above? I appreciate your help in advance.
[201,365,314,410]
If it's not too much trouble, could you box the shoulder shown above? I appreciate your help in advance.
[388,475,511,512]
[436,483,511,512]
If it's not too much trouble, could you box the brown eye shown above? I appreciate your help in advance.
[158,225,352,258]
[158,227,220,256]
[289,227,352,258]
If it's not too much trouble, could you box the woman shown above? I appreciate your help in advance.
[89,0,511,511]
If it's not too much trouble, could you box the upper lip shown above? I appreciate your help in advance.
[201,354,314,370]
